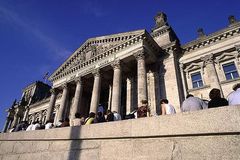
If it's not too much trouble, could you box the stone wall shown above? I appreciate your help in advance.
[1,106,240,160]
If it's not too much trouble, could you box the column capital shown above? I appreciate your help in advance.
[134,49,146,61]
[50,88,57,95]
[74,77,82,84]
[201,53,214,66]
[62,83,68,89]
[92,68,100,77]
[111,59,121,69]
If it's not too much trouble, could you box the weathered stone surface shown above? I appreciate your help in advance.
[0,106,240,160]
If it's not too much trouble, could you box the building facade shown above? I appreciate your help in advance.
[2,12,240,132]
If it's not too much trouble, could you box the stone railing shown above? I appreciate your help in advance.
[0,106,240,160]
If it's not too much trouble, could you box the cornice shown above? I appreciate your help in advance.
[182,22,240,53]
[50,30,160,82]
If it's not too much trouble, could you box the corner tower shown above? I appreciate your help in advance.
[151,12,184,112]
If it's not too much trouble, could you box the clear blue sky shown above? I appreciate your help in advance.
[0,0,239,130]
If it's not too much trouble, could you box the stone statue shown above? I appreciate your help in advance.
[154,12,168,28]
[228,15,237,25]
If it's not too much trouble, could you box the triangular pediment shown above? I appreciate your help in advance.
[184,62,202,72]
[215,52,238,62]
[49,29,146,82]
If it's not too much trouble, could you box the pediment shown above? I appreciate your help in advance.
[184,62,202,72]
[49,29,146,81]
[215,52,238,62]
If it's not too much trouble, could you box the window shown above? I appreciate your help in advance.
[191,72,203,88]
[222,62,239,80]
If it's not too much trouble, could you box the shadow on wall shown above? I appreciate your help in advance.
[67,126,82,160]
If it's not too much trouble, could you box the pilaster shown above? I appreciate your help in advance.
[201,54,223,96]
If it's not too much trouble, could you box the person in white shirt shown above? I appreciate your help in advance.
[228,83,240,106]
[26,123,34,131]
[113,111,122,121]
[32,121,40,130]
[45,120,54,129]
[160,99,176,115]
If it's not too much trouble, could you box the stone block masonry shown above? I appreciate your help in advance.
[0,106,240,160]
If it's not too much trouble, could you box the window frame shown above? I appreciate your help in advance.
[222,61,239,80]
[190,71,204,89]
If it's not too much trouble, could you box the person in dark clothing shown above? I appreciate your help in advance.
[96,112,106,123]
[208,88,228,108]
[106,110,114,122]
[13,121,28,132]
[61,118,70,127]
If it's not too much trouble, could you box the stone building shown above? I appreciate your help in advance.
[2,12,240,132]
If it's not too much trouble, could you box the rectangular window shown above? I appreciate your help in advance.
[222,62,239,80]
[191,72,203,88]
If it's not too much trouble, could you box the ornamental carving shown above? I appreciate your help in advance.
[62,83,68,89]
[134,50,145,61]
[111,59,121,69]
[201,54,214,66]
[50,88,56,95]
[92,68,100,77]
[74,77,82,84]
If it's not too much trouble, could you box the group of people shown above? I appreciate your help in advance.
[10,83,240,131]
[71,109,122,126]
[160,83,240,115]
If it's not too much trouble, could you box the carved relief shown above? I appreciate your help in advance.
[111,59,121,69]
[134,50,145,60]
[201,54,214,66]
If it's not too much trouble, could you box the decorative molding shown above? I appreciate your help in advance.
[184,62,204,78]
[215,51,240,69]
[74,77,82,84]
[50,88,56,95]
[134,50,145,60]
[92,68,100,77]
[201,53,214,66]
[62,83,68,89]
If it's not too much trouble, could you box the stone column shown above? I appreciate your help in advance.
[90,69,101,113]
[108,84,112,110]
[180,63,188,100]
[134,50,148,106]
[201,54,223,96]
[46,88,57,122]
[56,83,69,122]
[71,77,83,119]
[111,60,122,113]
[2,117,10,132]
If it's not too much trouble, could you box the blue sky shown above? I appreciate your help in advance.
[0,0,239,130]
